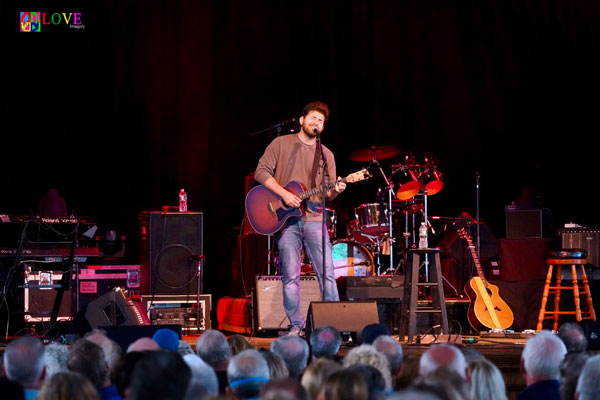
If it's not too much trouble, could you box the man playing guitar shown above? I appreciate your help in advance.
[254,101,346,335]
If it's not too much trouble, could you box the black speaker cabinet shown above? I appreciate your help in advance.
[305,301,379,339]
[139,211,203,295]
[505,209,542,239]
[254,275,321,331]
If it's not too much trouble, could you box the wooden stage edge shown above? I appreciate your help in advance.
[182,334,528,400]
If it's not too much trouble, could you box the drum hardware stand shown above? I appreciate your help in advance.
[370,147,395,276]
[360,232,388,275]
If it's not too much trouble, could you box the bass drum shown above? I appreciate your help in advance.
[331,240,375,279]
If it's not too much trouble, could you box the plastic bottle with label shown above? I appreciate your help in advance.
[179,189,187,212]
[418,222,428,249]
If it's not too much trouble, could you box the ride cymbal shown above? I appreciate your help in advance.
[350,146,400,162]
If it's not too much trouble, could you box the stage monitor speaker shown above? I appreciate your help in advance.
[101,324,182,352]
[306,301,379,340]
[254,275,321,331]
[139,211,203,295]
[85,288,149,329]
[505,209,542,239]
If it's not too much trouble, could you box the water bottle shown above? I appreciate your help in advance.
[179,189,187,212]
[418,222,428,249]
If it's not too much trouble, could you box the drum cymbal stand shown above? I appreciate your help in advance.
[370,148,395,275]
[360,232,388,275]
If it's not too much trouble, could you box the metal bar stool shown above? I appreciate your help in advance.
[537,249,596,331]
[400,248,449,342]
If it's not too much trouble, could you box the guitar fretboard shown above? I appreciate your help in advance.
[458,229,487,284]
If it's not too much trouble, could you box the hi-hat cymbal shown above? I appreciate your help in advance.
[350,146,400,162]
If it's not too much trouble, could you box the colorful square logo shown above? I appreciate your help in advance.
[20,12,41,32]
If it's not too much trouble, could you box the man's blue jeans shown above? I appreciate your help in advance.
[276,218,339,329]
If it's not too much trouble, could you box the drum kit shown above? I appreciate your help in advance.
[303,145,445,278]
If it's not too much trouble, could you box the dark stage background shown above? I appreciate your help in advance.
[2,1,600,315]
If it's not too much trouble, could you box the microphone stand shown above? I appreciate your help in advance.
[317,133,328,300]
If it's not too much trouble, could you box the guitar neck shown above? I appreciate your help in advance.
[297,178,344,201]
[465,238,486,282]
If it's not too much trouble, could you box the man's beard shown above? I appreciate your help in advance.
[302,122,319,137]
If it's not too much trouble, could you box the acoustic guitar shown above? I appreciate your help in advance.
[458,228,514,331]
[245,169,371,235]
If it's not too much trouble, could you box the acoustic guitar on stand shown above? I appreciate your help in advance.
[458,228,514,331]
[245,169,372,235]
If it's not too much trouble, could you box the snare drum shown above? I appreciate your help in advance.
[331,240,375,279]
[355,203,389,236]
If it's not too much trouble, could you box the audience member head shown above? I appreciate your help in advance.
[42,343,69,378]
[178,340,194,357]
[576,355,600,400]
[126,350,191,400]
[271,335,310,379]
[226,349,270,399]
[310,326,342,359]
[345,364,386,400]
[360,323,390,345]
[560,352,590,400]
[372,335,403,374]
[84,329,123,373]
[521,330,566,384]
[387,388,442,400]
[395,354,420,390]
[196,330,232,370]
[152,328,180,352]
[319,369,368,400]
[468,358,507,400]
[112,351,147,397]
[460,347,485,363]
[418,343,467,380]
[260,378,310,400]
[343,344,392,389]
[301,358,342,400]
[412,366,468,400]
[3,336,46,389]
[259,349,289,380]
[227,334,256,356]
[37,371,100,400]
[182,354,219,400]
[66,339,109,389]
[558,322,588,354]
[126,337,160,353]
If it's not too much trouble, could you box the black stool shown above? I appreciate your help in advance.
[400,248,449,342]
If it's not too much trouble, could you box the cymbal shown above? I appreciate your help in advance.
[350,146,400,162]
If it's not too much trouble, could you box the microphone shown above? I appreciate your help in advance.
[312,128,319,135]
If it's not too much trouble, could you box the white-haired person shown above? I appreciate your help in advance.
[418,343,468,380]
[575,355,600,400]
[519,330,566,400]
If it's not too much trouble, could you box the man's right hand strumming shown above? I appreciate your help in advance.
[281,191,301,208]
[264,176,301,208]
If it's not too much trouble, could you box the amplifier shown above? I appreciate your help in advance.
[140,294,211,334]
[24,270,72,323]
[254,275,321,331]
[505,209,543,239]
[559,228,600,268]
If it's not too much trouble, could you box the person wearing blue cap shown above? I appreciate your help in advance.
[152,329,180,352]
